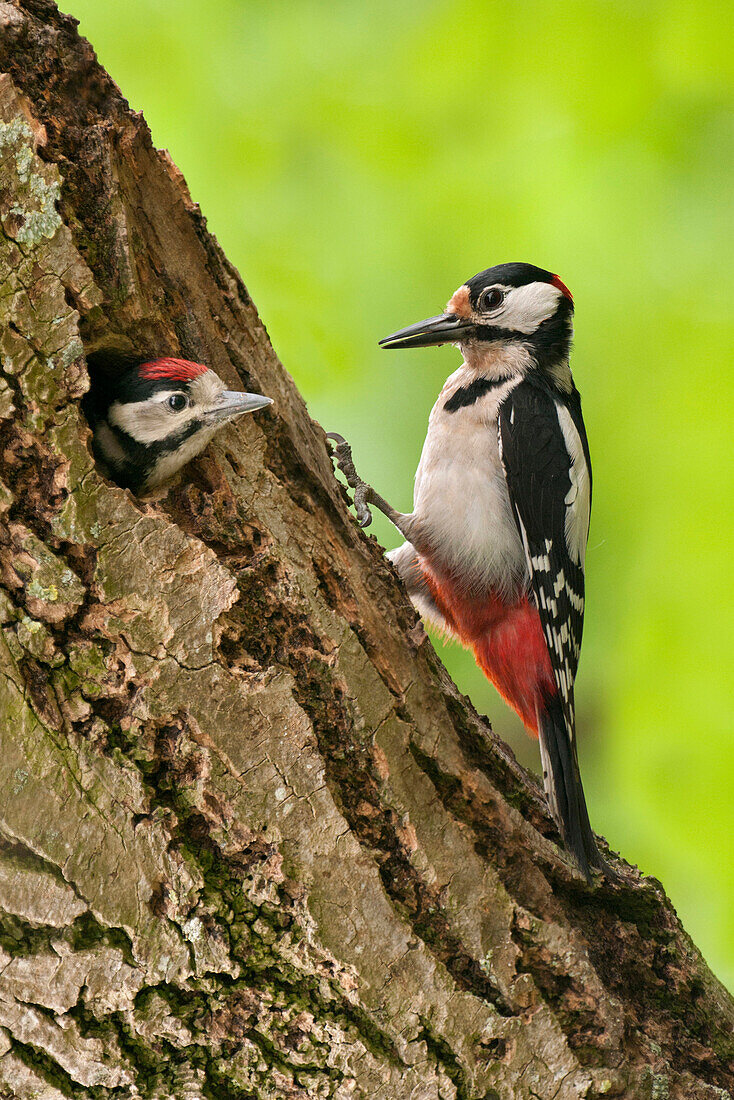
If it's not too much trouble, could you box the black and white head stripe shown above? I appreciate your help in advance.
[463,263,573,335]
[379,262,574,373]
[498,378,592,736]
[465,263,573,305]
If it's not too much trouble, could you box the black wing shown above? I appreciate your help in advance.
[498,380,592,737]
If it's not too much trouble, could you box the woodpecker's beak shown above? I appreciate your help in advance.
[206,391,273,422]
[379,313,476,349]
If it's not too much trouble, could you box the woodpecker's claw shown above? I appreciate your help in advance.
[326,432,374,528]
[352,485,374,529]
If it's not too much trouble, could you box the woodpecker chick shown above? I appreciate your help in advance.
[330,262,613,881]
[83,357,272,494]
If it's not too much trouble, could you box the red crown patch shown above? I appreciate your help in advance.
[139,358,209,382]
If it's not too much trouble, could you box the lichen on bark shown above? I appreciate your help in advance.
[0,3,732,1099]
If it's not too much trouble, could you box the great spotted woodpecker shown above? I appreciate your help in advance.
[83,356,272,494]
[329,262,611,880]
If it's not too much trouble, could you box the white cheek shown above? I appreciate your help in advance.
[109,399,196,443]
[493,282,563,333]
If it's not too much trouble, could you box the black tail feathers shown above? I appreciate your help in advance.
[537,698,609,881]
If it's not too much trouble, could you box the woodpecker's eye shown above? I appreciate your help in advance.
[478,287,505,312]
[167,393,189,412]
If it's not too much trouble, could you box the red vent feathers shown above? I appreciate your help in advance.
[139,358,209,382]
[550,274,573,303]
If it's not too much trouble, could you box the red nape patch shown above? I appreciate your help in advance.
[550,274,573,303]
[139,358,209,382]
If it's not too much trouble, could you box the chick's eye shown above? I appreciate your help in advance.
[479,287,504,312]
[168,394,189,412]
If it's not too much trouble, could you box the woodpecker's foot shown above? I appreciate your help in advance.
[326,433,374,528]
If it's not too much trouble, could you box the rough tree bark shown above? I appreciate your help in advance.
[0,3,731,1098]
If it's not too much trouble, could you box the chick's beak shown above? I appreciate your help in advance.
[379,313,476,350]
[207,391,273,422]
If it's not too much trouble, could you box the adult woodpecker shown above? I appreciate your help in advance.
[329,262,610,880]
[83,356,272,494]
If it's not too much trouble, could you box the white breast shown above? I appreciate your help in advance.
[413,366,528,598]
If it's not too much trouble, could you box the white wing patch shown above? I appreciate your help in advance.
[555,402,591,567]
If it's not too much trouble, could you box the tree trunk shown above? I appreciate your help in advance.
[0,3,730,1098]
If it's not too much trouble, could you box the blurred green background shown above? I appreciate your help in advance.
[69,0,733,989]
